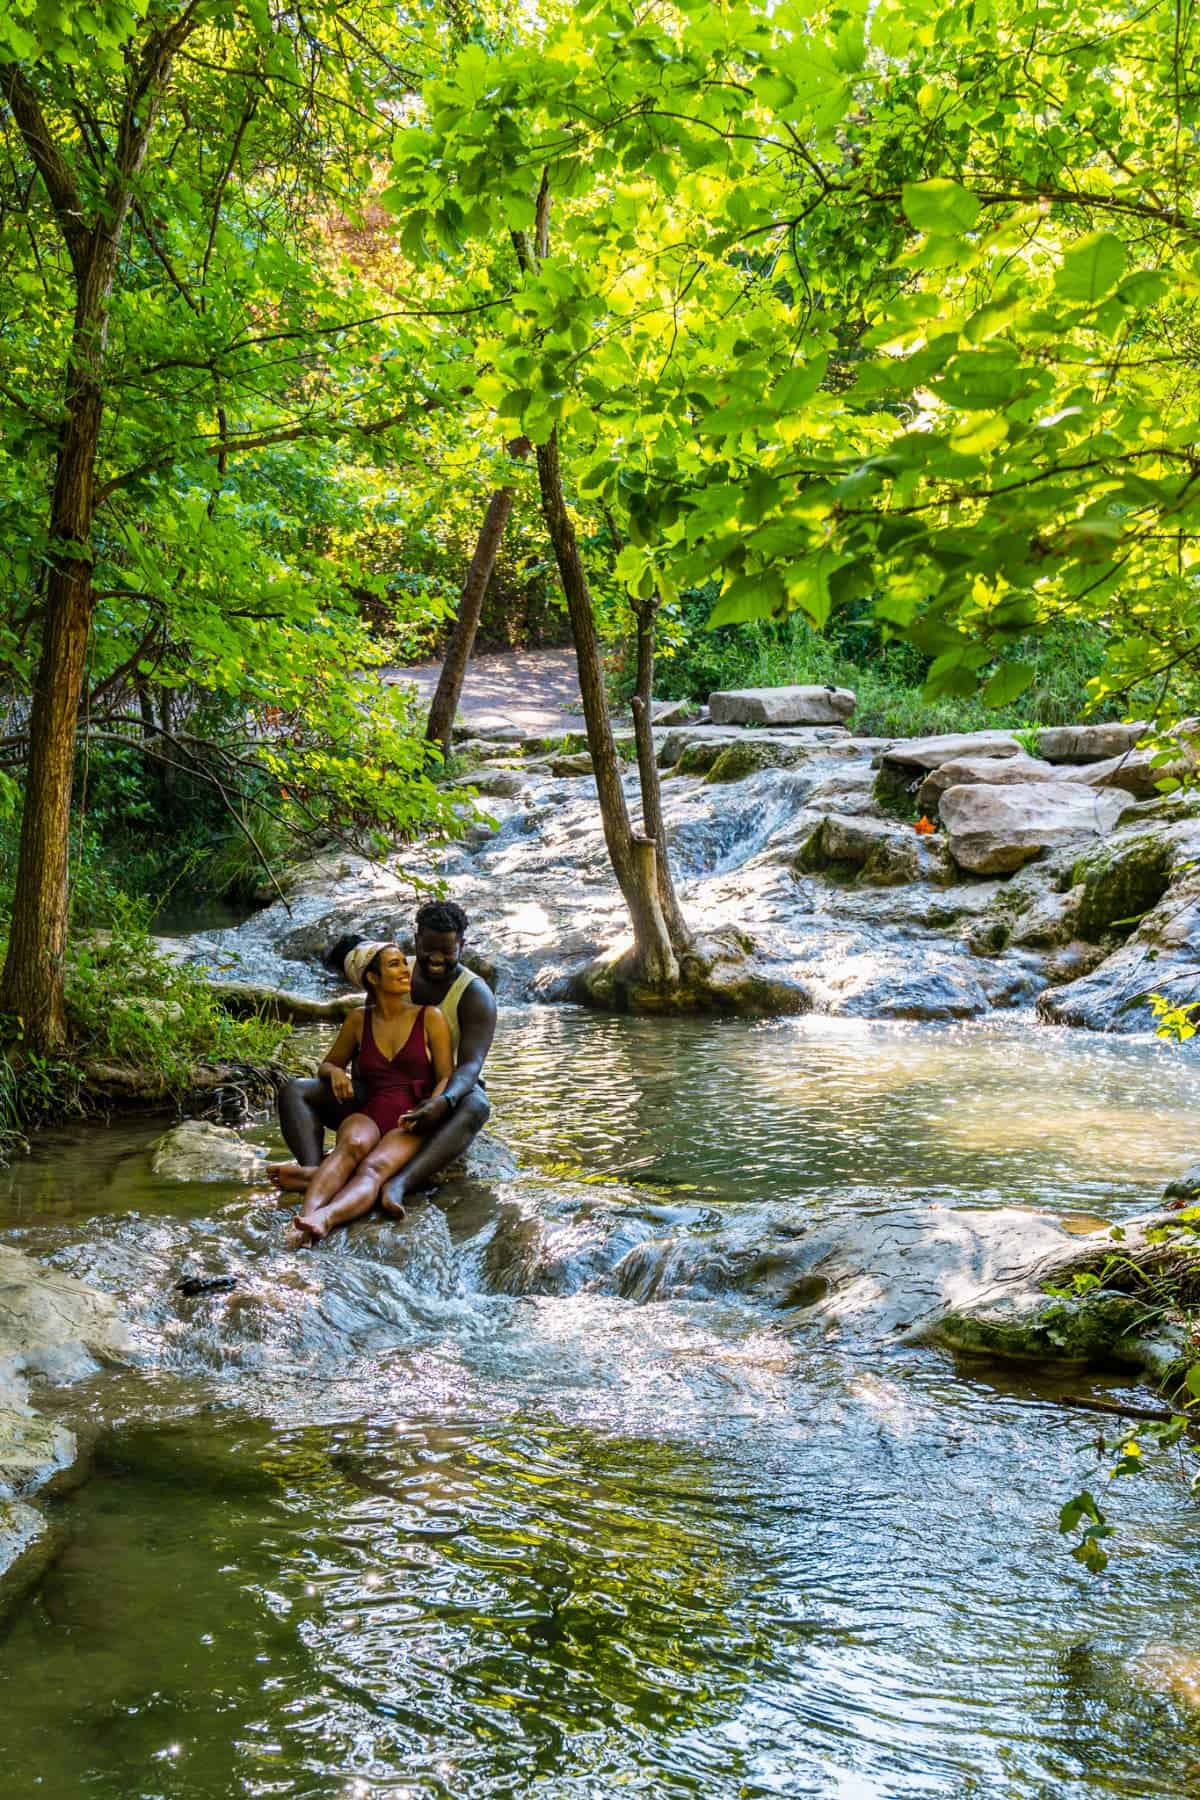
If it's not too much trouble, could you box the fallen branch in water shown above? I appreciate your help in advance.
[1061,1393,1180,1423]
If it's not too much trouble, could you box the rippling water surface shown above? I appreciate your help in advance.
[1,1009,1199,1797]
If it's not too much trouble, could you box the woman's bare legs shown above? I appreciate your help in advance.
[301,1128,426,1238]
[293,1116,379,1240]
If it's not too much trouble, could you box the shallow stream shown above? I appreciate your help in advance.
[1,1010,1200,1797]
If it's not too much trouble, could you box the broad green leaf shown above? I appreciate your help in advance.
[1054,232,1127,305]
[980,662,1034,707]
[901,179,980,235]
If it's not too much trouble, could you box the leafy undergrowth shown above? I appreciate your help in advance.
[617,604,1113,739]
[0,908,296,1163]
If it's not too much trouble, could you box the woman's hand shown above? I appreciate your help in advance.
[322,1064,354,1103]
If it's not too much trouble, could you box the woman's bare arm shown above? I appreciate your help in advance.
[317,1011,363,1100]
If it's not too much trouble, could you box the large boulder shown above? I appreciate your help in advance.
[152,1119,268,1183]
[1037,721,1146,763]
[879,730,1022,775]
[708,685,855,726]
[939,781,1125,875]
[916,753,1059,815]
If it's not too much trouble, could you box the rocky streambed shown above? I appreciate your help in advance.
[163,710,1200,1033]
[4,707,1200,1789]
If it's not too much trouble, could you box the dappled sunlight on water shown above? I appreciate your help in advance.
[0,1009,1199,1794]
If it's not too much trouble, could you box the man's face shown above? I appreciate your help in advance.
[414,927,463,983]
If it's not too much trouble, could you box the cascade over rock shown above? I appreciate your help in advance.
[166,710,1200,1035]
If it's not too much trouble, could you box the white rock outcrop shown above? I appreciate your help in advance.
[708,685,856,726]
[939,781,1125,875]
[917,752,1059,814]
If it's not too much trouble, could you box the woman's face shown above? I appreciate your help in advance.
[370,946,411,997]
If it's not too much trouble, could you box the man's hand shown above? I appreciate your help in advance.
[325,1066,354,1103]
[400,1094,451,1134]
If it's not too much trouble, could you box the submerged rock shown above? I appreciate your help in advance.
[0,1500,61,1624]
[709,685,855,726]
[152,1120,268,1183]
[940,782,1125,875]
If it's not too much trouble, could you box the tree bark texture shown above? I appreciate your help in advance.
[0,29,191,1048]
[2,254,116,1045]
[425,485,516,757]
[535,432,678,985]
[630,602,689,951]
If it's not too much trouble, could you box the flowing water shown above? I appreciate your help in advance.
[1,1010,1200,1798]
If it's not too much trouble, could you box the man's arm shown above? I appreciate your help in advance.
[402,979,497,1131]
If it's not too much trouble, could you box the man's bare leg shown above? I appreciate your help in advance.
[379,1088,491,1218]
[269,1076,349,1190]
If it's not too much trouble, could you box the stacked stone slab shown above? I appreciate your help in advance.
[708,685,856,726]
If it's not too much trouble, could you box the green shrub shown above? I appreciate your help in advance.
[614,594,1111,736]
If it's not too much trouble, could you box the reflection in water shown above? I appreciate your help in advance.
[0,1010,1198,1795]
[485,1009,1200,1210]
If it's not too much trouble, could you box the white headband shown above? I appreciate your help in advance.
[343,939,393,990]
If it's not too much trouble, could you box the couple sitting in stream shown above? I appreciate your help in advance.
[267,900,496,1243]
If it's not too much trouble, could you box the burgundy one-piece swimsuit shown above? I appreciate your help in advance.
[358,1007,434,1134]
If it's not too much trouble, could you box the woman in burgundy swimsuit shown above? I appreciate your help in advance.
[292,940,452,1242]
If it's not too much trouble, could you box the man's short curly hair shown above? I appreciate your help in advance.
[415,900,468,938]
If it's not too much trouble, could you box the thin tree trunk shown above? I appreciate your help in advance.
[426,485,516,757]
[1,252,113,1047]
[0,26,190,1049]
[535,431,677,985]
[630,601,689,951]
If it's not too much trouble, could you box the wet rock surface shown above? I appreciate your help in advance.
[153,1120,270,1183]
[0,1246,130,1607]
[162,714,1200,1034]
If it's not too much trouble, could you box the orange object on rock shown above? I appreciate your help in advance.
[914,815,936,835]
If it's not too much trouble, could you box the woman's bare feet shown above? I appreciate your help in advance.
[290,1208,329,1245]
[267,1162,319,1193]
[379,1189,407,1220]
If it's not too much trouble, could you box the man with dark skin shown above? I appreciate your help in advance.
[268,900,496,1217]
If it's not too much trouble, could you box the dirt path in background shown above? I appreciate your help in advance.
[384,645,588,736]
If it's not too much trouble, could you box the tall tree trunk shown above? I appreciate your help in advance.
[1,252,113,1047]
[426,485,515,757]
[535,431,678,985]
[630,600,689,951]
[0,26,191,1050]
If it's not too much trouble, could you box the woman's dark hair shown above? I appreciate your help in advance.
[415,900,468,937]
[321,933,385,988]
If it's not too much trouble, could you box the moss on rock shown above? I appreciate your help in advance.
[705,741,801,783]
[1072,835,1174,940]
[930,1289,1190,1380]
